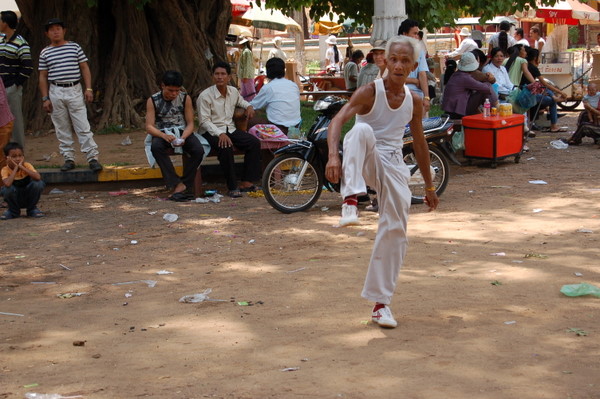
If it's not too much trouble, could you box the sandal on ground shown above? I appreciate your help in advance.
[1,210,19,220]
[550,127,568,133]
[239,185,260,193]
[168,192,192,202]
[27,208,45,218]
[227,190,243,198]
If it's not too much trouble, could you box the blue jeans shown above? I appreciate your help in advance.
[535,93,558,124]
[1,180,45,216]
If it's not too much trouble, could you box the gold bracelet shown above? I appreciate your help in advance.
[86,88,93,92]
[423,96,431,101]
[425,186,436,192]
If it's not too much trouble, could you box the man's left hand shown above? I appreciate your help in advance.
[84,90,93,103]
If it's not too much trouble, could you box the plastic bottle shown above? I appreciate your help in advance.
[483,98,491,117]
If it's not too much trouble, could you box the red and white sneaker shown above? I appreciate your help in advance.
[372,305,397,328]
[339,203,359,226]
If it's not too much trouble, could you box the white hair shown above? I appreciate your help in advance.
[385,35,419,62]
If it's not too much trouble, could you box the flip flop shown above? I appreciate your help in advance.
[27,209,45,218]
[227,190,243,198]
[0,211,18,220]
[550,127,568,133]
[168,192,192,202]
[239,185,260,193]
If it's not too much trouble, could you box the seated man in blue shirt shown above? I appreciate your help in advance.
[249,57,301,135]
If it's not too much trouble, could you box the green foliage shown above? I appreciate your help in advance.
[264,0,559,31]
[97,124,126,135]
[568,26,581,46]
[300,101,354,136]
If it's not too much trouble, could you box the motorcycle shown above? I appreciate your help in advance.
[262,95,458,214]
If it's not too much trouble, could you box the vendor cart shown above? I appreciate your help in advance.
[540,51,586,110]
[462,114,525,168]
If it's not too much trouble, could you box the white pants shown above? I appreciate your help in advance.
[342,123,411,304]
[49,83,99,162]
[5,84,24,146]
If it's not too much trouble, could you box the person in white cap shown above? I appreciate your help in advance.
[238,37,256,101]
[447,28,478,59]
[268,36,287,61]
[442,52,497,118]
[325,35,439,329]
[324,35,341,73]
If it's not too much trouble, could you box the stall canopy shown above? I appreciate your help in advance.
[231,0,251,17]
[519,0,600,25]
[240,4,301,33]
[454,16,518,25]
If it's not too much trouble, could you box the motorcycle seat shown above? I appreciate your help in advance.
[404,115,449,136]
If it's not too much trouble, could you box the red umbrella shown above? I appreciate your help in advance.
[232,0,251,18]
[535,0,600,25]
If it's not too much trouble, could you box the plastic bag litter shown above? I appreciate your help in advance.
[560,283,600,298]
[550,140,568,149]
[163,213,178,222]
[49,188,64,194]
[179,288,212,303]
[120,136,132,146]
[25,394,83,399]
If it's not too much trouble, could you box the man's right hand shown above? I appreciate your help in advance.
[218,133,233,148]
[42,100,53,113]
[325,154,342,184]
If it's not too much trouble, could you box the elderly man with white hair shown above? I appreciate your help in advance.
[325,35,439,328]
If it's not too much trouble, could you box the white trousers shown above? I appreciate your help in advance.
[49,84,99,162]
[5,84,24,146]
[342,123,411,304]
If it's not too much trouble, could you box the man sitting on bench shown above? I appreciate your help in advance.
[197,61,261,198]
[145,70,205,201]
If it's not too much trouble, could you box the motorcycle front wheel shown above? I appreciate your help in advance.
[262,154,324,213]
[403,145,450,204]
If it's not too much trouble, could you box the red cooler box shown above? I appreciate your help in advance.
[462,113,525,168]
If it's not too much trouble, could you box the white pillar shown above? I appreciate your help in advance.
[371,0,407,44]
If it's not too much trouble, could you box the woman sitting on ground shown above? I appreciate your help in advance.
[482,47,514,100]
[522,47,568,132]
[442,52,497,119]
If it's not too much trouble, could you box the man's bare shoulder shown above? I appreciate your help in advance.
[351,82,377,114]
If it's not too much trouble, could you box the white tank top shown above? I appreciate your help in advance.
[356,78,413,151]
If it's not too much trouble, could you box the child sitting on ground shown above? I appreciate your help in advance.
[1,142,45,220]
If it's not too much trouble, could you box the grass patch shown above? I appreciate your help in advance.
[300,100,354,137]
[97,124,127,135]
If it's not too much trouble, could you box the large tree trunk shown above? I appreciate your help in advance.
[15,0,230,133]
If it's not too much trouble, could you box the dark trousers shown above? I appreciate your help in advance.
[150,134,204,189]
[569,111,600,144]
[202,130,261,190]
[1,180,45,215]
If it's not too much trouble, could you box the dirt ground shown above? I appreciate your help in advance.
[2,113,600,399]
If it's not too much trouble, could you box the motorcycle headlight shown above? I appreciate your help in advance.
[313,100,330,111]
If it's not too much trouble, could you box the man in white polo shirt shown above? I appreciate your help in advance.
[38,18,102,172]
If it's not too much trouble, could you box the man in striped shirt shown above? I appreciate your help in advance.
[38,18,102,172]
[0,10,33,147]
